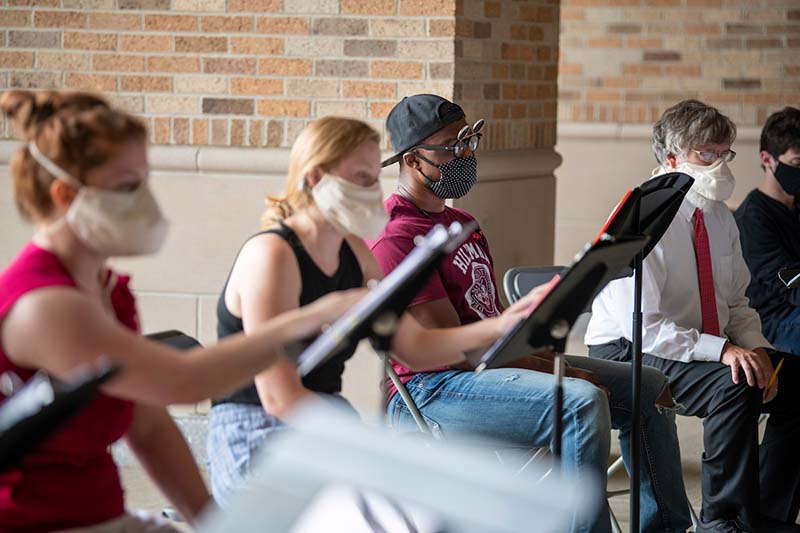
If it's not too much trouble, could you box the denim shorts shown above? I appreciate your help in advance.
[207,397,356,507]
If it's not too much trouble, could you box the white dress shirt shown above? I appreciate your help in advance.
[585,196,772,363]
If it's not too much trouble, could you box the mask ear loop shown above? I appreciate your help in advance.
[27,141,81,241]
[408,150,441,186]
[27,141,82,189]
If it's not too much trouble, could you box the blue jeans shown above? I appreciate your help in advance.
[772,306,800,355]
[388,356,690,533]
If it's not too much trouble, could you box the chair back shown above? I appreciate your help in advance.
[503,265,595,324]
[503,266,565,304]
[145,330,202,350]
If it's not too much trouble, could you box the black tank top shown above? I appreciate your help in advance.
[213,223,364,406]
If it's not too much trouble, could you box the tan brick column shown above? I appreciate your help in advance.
[453,0,560,282]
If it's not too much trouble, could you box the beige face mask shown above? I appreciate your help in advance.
[310,174,388,240]
[28,141,169,256]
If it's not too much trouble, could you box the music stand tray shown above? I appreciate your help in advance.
[597,172,693,259]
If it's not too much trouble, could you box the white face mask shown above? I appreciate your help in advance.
[675,159,735,202]
[654,158,735,209]
[310,174,388,240]
[28,142,169,256]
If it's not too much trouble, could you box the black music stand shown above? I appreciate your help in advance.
[594,171,693,531]
[0,361,119,471]
[476,235,649,461]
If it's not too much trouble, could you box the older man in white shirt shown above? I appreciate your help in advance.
[586,100,800,533]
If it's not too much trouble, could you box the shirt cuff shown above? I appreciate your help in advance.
[693,334,727,362]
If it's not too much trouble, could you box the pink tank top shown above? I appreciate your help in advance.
[0,243,137,532]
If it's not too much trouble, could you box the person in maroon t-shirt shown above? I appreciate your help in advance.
[369,94,691,533]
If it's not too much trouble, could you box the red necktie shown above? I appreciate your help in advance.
[693,208,720,336]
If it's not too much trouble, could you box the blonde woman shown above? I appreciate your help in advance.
[206,117,538,505]
[0,91,364,532]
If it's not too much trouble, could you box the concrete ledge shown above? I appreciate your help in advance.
[559,122,761,142]
[0,140,559,182]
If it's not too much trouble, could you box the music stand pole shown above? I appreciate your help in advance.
[630,203,643,532]
[552,353,565,463]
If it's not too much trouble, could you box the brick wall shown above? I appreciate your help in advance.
[455,0,559,151]
[0,0,558,152]
[0,0,459,149]
[558,0,800,127]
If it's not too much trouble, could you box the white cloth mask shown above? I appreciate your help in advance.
[675,159,735,202]
[653,158,735,210]
[310,174,388,240]
[28,141,169,256]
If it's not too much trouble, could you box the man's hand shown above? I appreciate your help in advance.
[494,282,552,335]
[720,343,774,389]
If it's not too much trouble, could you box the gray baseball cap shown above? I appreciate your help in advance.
[381,94,466,167]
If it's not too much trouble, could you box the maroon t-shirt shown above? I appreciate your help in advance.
[368,194,503,398]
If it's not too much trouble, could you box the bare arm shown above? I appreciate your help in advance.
[234,234,314,420]
[350,239,556,372]
[1,284,364,406]
[391,290,551,371]
[124,404,211,525]
[408,298,461,329]
[393,285,559,372]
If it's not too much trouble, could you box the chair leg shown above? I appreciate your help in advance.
[688,496,700,530]
[514,447,548,475]
[609,502,623,533]
[381,354,433,437]
[607,455,625,477]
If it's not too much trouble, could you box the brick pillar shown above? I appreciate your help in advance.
[453,0,560,282]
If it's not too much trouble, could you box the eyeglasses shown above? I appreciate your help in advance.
[690,148,736,164]
[409,119,484,159]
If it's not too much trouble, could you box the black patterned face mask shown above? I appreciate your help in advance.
[418,154,478,199]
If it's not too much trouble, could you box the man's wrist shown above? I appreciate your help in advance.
[695,334,727,362]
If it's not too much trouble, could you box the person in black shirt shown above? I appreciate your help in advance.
[735,107,800,353]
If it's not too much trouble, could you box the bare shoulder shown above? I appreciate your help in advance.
[7,285,98,326]
[2,286,106,368]
[344,235,383,283]
[240,231,294,262]
[235,231,298,279]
